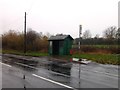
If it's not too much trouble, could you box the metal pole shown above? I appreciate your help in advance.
[23,12,26,80]
[79,25,82,87]
[79,25,82,50]
[24,12,27,54]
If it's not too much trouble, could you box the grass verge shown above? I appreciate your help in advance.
[72,53,119,65]
[2,49,119,65]
[2,49,48,57]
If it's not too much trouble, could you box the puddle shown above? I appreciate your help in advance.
[48,61,72,75]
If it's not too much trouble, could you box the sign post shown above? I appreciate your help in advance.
[23,12,26,80]
[79,25,82,87]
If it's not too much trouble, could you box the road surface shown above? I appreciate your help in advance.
[0,54,119,89]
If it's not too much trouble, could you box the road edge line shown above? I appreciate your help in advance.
[0,62,12,67]
[32,74,75,89]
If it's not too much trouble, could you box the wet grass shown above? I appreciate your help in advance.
[72,53,119,65]
[2,49,48,57]
[25,52,48,57]
[2,49,119,65]
[73,45,119,48]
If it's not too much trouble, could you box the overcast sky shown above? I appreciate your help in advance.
[0,0,119,38]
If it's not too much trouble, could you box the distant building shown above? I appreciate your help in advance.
[48,34,73,55]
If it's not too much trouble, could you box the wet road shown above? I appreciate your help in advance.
[1,59,74,89]
[0,54,119,89]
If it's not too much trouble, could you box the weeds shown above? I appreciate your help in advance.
[72,53,119,65]
[2,49,119,65]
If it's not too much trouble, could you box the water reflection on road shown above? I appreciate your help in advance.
[2,55,118,88]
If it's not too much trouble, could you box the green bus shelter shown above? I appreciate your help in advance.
[48,34,73,55]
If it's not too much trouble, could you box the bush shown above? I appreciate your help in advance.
[2,29,49,53]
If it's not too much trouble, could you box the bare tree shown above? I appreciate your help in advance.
[103,26,117,39]
[27,28,39,44]
[26,28,39,51]
[45,32,51,38]
[116,28,120,39]
[82,30,92,39]
[94,34,100,39]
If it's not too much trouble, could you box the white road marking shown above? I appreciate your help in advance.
[0,62,12,67]
[15,62,37,70]
[32,74,75,89]
[1,61,74,89]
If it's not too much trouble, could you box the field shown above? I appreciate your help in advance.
[71,45,119,65]
[72,45,119,54]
